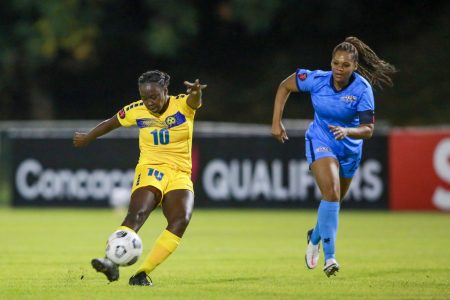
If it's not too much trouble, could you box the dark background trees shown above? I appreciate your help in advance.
[1,0,449,125]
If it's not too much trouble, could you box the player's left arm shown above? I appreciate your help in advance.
[329,123,374,140]
[329,87,375,140]
[184,79,207,110]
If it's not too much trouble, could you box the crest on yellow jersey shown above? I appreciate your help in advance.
[165,112,186,128]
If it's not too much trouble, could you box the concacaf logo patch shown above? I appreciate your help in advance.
[136,118,166,128]
[119,109,126,119]
[298,73,307,81]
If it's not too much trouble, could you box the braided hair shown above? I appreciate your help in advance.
[138,70,171,87]
[332,37,396,89]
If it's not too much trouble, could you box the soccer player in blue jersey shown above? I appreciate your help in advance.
[73,70,206,286]
[271,37,396,277]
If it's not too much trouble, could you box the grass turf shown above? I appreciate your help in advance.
[1,208,450,299]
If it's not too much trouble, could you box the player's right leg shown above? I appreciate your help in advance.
[91,186,160,282]
[91,257,119,282]
[120,186,161,232]
[323,258,340,277]
[310,157,341,277]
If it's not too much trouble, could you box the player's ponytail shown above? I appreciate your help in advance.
[333,37,397,89]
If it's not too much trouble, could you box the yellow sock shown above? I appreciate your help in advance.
[106,226,136,247]
[117,225,135,233]
[135,230,181,275]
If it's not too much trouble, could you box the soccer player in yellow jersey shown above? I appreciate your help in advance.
[73,70,207,286]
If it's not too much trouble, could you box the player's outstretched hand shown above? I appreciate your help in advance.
[184,79,207,95]
[73,132,91,147]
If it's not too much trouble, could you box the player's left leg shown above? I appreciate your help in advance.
[130,189,194,286]
[339,177,353,202]
[305,228,320,269]
[162,189,194,237]
[338,150,361,202]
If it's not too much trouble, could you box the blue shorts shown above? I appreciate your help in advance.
[305,136,362,178]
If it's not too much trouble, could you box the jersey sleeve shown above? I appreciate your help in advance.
[116,103,137,127]
[357,87,375,124]
[295,69,316,92]
[357,87,375,112]
[174,94,197,118]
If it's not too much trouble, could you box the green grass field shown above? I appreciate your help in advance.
[1,208,450,300]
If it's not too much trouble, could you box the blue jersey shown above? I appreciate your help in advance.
[296,69,375,154]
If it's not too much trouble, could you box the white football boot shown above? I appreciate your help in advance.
[323,258,340,277]
[305,229,320,269]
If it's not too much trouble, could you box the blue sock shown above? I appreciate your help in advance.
[310,222,320,245]
[317,200,340,261]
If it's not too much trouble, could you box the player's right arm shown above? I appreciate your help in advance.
[73,115,121,147]
[271,73,298,143]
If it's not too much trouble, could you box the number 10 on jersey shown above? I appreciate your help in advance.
[151,129,170,145]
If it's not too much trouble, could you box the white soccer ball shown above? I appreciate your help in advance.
[105,230,143,266]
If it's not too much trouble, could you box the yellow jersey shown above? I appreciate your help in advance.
[116,94,197,174]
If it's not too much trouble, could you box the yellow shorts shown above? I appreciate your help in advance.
[131,164,194,198]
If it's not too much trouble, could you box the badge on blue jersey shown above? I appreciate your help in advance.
[340,95,357,103]
[298,73,307,81]
[165,112,186,128]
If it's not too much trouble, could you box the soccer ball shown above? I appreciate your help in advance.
[105,230,143,266]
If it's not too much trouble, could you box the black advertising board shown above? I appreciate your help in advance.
[192,135,388,209]
[8,131,388,209]
[11,137,138,207]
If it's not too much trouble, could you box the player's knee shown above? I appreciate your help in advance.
[125,207,151,225]
[321,186,340,201]
[137,209,151,222]
[168,213,191,232]
[175,213,192,228]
